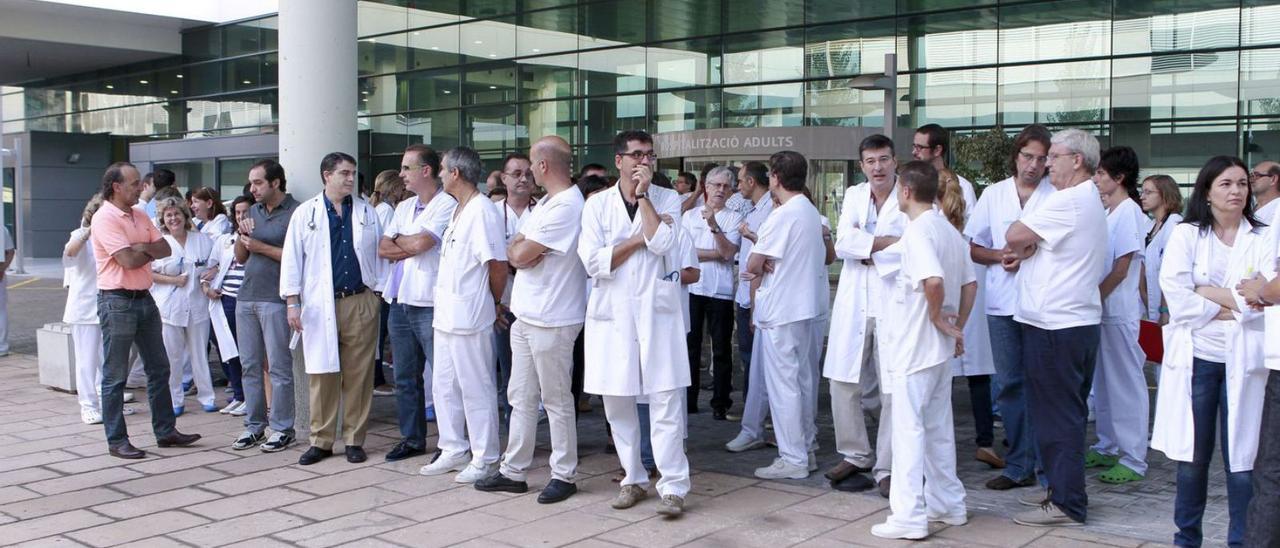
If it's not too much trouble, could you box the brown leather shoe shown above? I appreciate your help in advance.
[824,460,871,482]
[108,442,146,459]
[976,447,1006,469]
[156,431,202,448]
[877,476,891,499]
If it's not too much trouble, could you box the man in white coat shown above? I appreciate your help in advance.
[745,150,829,480]
[725,161,774,453]
[475,136,586,504]
[417,147,509,484]
[1004,128,1108,527]
[824,134,905,496]
[579,129,691,518]
[281,152,385,467]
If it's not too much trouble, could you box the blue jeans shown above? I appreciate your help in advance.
[389,303,434,449]
[1023,322,1098,523]
[736,305,754,402]
[1175,358,1253,547]
[98,291,177,447]
[235,300,295,436]
[493,310,516,417]
[638,403,655,470]
[219,295,244,403]
[988,315,1036,481]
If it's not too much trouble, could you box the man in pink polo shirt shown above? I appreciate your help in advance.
[91,161,201,459]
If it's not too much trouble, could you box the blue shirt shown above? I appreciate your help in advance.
[323,193,364,294]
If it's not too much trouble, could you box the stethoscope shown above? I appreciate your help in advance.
[502,197,536,241]
[306,201,373,231]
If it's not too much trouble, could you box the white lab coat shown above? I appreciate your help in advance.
[279,193,385,375]
[205,233,240,361]
[823,182,907,384]
[951,177,995,377]
[1144,213,1183,320]
[578,184,690,396]
[1152,221,1270,472]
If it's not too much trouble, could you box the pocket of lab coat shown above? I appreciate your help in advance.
[435,287,486,330]
[654,278,681,314]
[586,280,612,321]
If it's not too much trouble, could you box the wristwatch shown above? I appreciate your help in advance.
[634,192,648,200]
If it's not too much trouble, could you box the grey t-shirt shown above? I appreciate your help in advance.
[238,194,300,303]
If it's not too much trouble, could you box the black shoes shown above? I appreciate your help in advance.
[108,442,146,459]
[985,475,1037,490]
[878,476,892,499]
[298,446,333,465]
[156,431,202,448]
[830,473,876,493]
[345,445,367,463]
[385,441,426,462]
[538,479,577,504]
[474,473,529,494]
[712,408,728,420]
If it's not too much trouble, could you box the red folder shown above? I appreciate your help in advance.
[1139,320,1163,363]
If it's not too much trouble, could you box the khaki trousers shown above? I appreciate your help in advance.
[308,290,379,450]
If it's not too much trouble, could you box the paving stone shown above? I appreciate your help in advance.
[92,487,221,519]
[378,511,522,548]
[124,449,239,474]
[698,509,849,547]
[170,509,310,546]
[185,486,315,520]
[0,449,79,471]
[0,466,61,488]
[787,491,889,522]
[381,486,511,522]
[111,466,229,496]
[0,487,127,519]
[110,536,193,548]
[24,467,145,496]
[0,486,40,505]
[207,449,305,475]
[47,454,143,475]
[597,510,742,547]
[930,511,1048,547]
[273,511,414,548]
[277,486,413,521]
[486,509,630,548]
[685,471,759,498]
[222,538,297,548]
[11,535,93,547]
[0,510,111,544]
[0,435,99,458]
[198,466,316,496]
[67,510,209,547]
[687,486,811,520]
[288,466,411,496]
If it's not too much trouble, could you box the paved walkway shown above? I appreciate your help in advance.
[0,271,1224,546]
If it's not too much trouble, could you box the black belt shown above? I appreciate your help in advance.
[101,289,149,299]
[334,287,368,300]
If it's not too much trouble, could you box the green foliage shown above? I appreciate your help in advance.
[953,127,1014,191]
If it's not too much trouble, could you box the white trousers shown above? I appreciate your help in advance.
[831,319,893,480]
[760,318,822,467]
[0,276,9,354]
[72,323,102,413]
[1092,321,1150,475]
[740,331,770,440]
[433,327,499,466]
[500,320,582,483]
[887,362,966,530]
[163,320,214,408]
[604,388,690,497]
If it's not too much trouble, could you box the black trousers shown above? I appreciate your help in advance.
[1023,322,1099,524]
[687,294,735,412]
[967,374,995,448]
[1247,369,1280,547]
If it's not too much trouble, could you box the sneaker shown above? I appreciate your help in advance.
[420,451,470,476]
[202,403,219,413]
[121,406,137,416]
[754,458,808,480]
[231,431,266,450]
[454,463,495,484]
[928,511,969,526]
[220,400,243,414]
[610,484,648,509]
[871,522,928,540]
[260,432,295,453]
[81,409,103,425]
[228,401,248,417]
[373,385,395,397]
[656,494,684,517]
[724,432,765,453]
[123,392,136,403]
[1018,487,1049,507]
[1013,503,1083,527]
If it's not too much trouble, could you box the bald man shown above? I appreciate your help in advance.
[475,137,589,504]
[1252,160,1280,224]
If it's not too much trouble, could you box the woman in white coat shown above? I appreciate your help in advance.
[1154,155,1268,548]
[1141,174,1184,324]
[202,195,255,415]
[150,198,218,415]
[191,187,232,238]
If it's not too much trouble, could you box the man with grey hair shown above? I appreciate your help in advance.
[1003,128,1108,527]
[681,165,743,419]
[420,146,510,483]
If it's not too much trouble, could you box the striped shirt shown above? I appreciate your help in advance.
[221,262,246,299]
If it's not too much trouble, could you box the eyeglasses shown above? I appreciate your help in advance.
[618,150,658,161]
[1140,189,1158,196]
[1047,152,1079,162]
[910,143,932,151]
[400,163,423,172]
[1018,151,1049,164]
[1251,171,1276,181]
[502,170,529,179]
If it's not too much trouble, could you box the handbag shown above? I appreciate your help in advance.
[1139,319,1163,363]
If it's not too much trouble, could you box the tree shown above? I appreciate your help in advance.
[954,127,1014,192]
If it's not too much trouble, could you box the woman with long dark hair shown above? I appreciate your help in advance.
[1153,155,1267,547]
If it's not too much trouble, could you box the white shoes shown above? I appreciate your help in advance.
[754,458,809,480]
[725,432,766,453]
[454,463,495,484]
[220,400,242,414]
[808,451,818,472]
[419,451,471,476]
[229,401,248,416]
[81,409,102,425]
[123,392,136,403]
[871,521,928,540]
[928,512,969,526]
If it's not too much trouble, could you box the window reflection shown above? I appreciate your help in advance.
[911,68,997,127]
[1241,48,1280,117]
[999,60,1110,126]
[519,54,577,101]
[648,39,720,89]
[999,0,1110,64]
[723,30,803,85]
[1113,1,1238,55]
[806,19,896,79]
[1113,52,1238,120]
[655,88,721,132]
[723,83,802,128]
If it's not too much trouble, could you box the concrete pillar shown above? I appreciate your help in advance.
[278,0,358,199]
[278,0,358,431]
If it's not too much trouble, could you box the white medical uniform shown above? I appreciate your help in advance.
[206,233,241,363]
[883,209,974,532]
[950,176,994,377]
[752,195,829,469]
[63,227,102,414]
[1092,198,1150,475]
[736,193,775,442]
[151,230,216,409]
[198,213,232,239]
[1153,221,1269,472]
[1144,213,1183,320]
[578,184,691,498]
[824,182,905,481]
[432,194,507,468]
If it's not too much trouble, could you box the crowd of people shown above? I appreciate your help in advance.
[63,125,1280,546]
